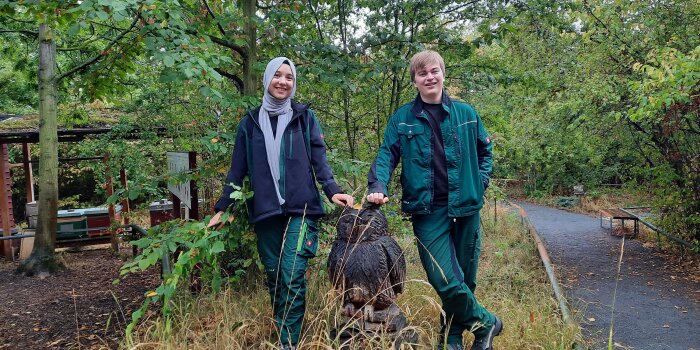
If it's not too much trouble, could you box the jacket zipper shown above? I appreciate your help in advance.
[249,109,306,216]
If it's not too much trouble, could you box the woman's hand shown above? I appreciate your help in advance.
[207,211,234,229]
[331,193,354,207]
[366,192,389,205]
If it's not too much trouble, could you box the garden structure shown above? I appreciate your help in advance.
[0,114,172,261]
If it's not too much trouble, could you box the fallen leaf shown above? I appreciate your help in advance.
[47,339,64,346]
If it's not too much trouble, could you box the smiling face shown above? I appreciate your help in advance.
[268,63,294,100]
[413,63,444,104]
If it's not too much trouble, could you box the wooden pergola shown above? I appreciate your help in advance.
[0,115,166,258]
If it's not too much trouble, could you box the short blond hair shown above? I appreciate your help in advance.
[410,50,445,81]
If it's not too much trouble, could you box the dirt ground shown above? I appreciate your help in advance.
[0,247,160,350]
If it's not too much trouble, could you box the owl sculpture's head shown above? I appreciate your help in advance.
[336,211,360,242]
[336,205,389,243]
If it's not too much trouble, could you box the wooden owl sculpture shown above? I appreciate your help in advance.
[328,204,407,317]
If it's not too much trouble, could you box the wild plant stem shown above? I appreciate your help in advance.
[608,236,626,350]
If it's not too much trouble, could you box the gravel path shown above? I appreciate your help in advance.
[517,202,700,350]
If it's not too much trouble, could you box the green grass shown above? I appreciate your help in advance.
[123,203,581,349]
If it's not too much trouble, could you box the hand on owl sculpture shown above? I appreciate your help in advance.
[328,203,407,320]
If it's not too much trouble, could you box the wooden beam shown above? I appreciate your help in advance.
[172,194,182,220]
[188,152,199,220]
[0,145,14,258]
[10,156,106,168]
[0,126,168,145]
[22,143,34,203]
[119,167,130,225]
[103,154,118,252]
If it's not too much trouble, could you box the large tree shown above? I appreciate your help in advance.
[1,1,142,274]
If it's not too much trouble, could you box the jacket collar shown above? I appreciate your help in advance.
[410,91,453,117]
[251,100,309,126]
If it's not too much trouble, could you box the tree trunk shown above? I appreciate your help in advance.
[241,0,257,97]
[342,93,357,187]
[19,24,63,275]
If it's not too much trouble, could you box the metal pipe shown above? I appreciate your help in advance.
[618,208,698,250]
[118,224,148,257]
[509,201,584,350]
[0,234,35,241]
[119,223,148,237]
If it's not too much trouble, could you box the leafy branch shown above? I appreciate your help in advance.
[118,182,255,337]
[56,14,140,82]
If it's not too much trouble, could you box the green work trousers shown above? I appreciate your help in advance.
[255,214,319,347]
[412,206,495,345]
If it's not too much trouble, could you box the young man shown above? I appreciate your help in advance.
[366,50,501,350]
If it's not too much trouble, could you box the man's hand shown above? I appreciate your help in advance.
[366,192,389,205]
[207,211,234,230]
[332,193,354,207]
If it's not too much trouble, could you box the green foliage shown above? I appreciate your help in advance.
[118,183,255,337]
[2,0,697,270]
[553,196,580,208]
[0,36,37,113]
[465,0,699,242]
[628,46,700,242]
[113,122,262,337]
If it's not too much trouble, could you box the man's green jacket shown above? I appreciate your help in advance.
[368,93,493,217]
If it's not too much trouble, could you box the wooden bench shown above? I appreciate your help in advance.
[600,208,639,237]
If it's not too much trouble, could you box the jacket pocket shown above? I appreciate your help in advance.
[397,123,426,159]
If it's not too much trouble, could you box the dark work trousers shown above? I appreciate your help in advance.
[254,214,319,347]
[412,206,495,345]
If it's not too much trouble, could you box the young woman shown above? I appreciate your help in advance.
[209,57,353,350]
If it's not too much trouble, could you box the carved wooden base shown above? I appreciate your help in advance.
[331,303,419,349]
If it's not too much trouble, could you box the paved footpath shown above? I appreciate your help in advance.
[517,202,700,350]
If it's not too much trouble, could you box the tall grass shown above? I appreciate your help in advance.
[124,203,580,349]
[607,237,625,350]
